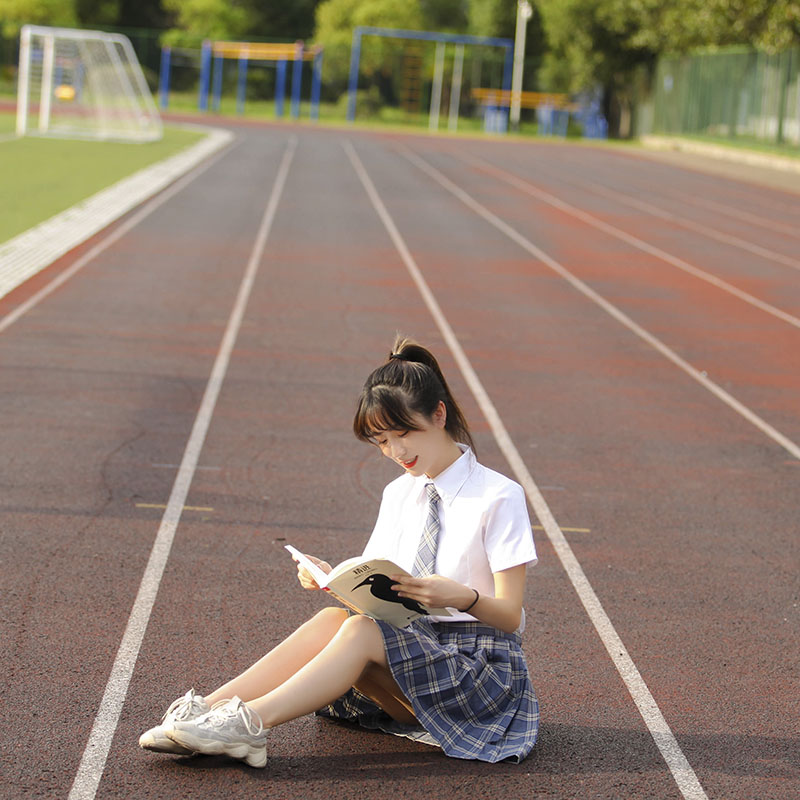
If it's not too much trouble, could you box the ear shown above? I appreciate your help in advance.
[432,400,447,428]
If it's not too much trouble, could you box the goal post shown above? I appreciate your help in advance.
[16,25,162,143]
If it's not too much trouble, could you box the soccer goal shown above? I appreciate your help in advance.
[16,25,162,142]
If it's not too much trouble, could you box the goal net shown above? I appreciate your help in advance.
[16,25,162,143]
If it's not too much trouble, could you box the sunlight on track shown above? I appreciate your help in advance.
[586,181,800,273]
[399,145,800,463]
[687,195,800,238]
[344,139,710,800]
[456,151,800,331]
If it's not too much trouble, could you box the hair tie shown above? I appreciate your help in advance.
[389,353,406,361]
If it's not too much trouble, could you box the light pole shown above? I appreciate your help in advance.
[510,0,533,131]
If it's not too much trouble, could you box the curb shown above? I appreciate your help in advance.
[640,135,800,175]
[0,125,234,301]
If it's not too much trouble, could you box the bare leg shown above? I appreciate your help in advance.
[205,607,349,705]
[246,614,396,728]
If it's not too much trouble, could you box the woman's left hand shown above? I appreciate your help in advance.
[390,574,475,611]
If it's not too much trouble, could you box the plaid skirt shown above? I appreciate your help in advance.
[318,617,539,763]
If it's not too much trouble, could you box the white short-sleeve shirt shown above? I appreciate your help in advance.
[361,446,537,628]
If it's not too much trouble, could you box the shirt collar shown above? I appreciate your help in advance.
[415,444,475,506]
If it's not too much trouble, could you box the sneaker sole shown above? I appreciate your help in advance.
[167,730,267,768]
[139,740,195,756]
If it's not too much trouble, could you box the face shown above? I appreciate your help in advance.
[371,403,459,479]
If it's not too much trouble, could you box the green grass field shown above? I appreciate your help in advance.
[0,114,205,243]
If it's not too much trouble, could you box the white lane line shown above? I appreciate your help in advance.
[0,138,236,335]
[457,151,800,331]
[586,181,800,273]
[401,146,800,463]
[344,140,709,800]
[66,135,297,800]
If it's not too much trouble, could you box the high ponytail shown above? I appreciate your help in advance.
[353,335,476,454]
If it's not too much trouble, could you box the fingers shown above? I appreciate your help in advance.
[296,564,320,590]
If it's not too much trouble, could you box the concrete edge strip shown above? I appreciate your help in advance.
[66,135,298,800]
[0,126,234,300]
[345,139,709,800]
[640,135,800,175]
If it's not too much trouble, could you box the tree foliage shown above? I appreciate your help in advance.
[314,0,425,88]
[161,0,251,44]
[537,0,800,97]
[0,0,77,37]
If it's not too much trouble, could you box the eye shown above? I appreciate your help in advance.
[398,430,409,438]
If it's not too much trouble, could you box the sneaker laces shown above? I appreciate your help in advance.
[205,697,264,736]
[161,689,206,724]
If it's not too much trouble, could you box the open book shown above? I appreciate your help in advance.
[285,545,451,628]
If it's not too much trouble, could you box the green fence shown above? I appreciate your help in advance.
[642,46,800,147]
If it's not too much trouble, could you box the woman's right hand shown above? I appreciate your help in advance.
[296,554,332,590]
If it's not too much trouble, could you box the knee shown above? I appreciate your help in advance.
[313,606,350,624]
[309,606,349,634]
[338,613,380,642]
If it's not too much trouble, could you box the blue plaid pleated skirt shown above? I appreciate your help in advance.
[318,618,539,763]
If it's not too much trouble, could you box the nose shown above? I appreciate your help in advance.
[389,439,406,460]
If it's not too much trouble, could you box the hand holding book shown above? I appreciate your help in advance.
[294,553,332,590]
[285,545,451,628]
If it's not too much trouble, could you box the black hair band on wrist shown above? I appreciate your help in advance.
[459,589,480,613]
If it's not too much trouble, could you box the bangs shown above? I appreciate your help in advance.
[353,386,423,442]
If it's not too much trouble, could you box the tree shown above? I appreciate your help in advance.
[250,0,324,41]
[162,0,252,45]
[467,0,515,38]
[0,0,78,37]
[314,0,424,90]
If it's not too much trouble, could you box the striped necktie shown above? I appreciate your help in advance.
[412,483,441,577]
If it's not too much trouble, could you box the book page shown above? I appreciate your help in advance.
[284,545,330,587]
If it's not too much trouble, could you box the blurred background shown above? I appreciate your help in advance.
[1,1,798,147]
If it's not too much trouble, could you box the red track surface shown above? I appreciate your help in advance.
[1,123,798,800]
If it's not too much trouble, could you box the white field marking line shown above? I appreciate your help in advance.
[0,138,236,335]
[586,181,800,273]
[457,151,800,331]
[66,135,297,800]
[344,139,709,800]
[401,146,800,463]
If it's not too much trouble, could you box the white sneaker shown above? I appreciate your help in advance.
[139,689,210,755]
[166,696,268,768]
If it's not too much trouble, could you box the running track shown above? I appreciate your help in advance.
[1,124,798,800]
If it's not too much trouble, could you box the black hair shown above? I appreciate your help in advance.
[353,335,476,453]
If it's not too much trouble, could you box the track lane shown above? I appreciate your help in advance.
[447,140,800,312]
[102,128,686,800]
[450,147,800,319]
[346,138,709,800]
[346,133,798,799]
[529,143,800,231]
[395,142,800,450]
[0,131,293,799]
[3,126,797,800]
